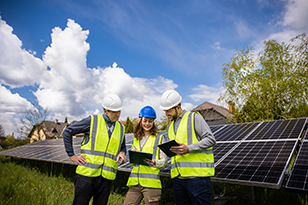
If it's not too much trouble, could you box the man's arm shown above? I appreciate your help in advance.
[63,116,91,165]
[188,113,216,153]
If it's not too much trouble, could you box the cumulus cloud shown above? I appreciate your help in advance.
[0,85,34,135]
[282,0,308,31]
[189,84,224,105]
[0,18,177,131]
[253,0,308,53]
[0,17,46,88]
[35,19,92,120]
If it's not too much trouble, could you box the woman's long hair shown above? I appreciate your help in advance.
[134,117,158,140]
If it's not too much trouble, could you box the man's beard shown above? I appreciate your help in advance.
[169,109,178,121]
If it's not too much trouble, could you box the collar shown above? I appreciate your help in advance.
[175,110,187,122]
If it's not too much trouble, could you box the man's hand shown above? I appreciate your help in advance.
[117,152,126,165]
[170,142,189,155]
[69,155,86,166]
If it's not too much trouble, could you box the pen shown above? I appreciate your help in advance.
[132,144,138,151]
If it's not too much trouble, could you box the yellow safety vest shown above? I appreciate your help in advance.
[126,133,164,189]
[76,115,124,180]
[168,111,215,178]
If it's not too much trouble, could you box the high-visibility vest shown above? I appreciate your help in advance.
[168,111,215,178]
[126,133,164,189]
[76,115,124,180]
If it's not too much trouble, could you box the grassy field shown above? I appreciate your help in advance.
[0,160,130,205]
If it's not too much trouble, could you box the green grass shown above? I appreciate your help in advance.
[0,161,128,205]
[0,161,74,205]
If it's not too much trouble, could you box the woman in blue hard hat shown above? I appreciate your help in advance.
[124,106,167,205]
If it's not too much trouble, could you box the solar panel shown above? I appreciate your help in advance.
[210,125,225,133]
[214,122,260,141]
[0,138,81,164]
[213,140,298,189]
[213,142,238,163]
[285,130,308,192]
[246,118,306,140]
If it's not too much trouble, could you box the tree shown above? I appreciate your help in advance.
[18,102,53,138]
[219,33,308,123]
[156,115,170,131]
[125,117,134,133]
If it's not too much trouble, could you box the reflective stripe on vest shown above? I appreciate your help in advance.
[168,112,215,178]
[76,115,124,179]
[126,133,163,189]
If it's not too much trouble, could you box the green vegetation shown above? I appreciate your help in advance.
[124,117,134,133]
[220,33,308,123]
[0,159,129,205]
[0,136,29,149]
[0,160,74,205]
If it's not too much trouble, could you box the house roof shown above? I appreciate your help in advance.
[191,101,231,117]
[29,121,69,139]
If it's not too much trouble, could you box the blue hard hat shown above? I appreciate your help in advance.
[138,106,156,119]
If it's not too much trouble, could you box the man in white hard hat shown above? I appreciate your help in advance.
[63,93,126,205]
[160,90,216,205]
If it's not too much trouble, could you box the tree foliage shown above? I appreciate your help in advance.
[219,33,308,123]
[125,117,134,133]
[156,115,170,131]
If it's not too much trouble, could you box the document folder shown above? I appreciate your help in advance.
[129,150,152,166]
[158,140,179,157]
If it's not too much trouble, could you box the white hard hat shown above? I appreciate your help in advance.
[159,90,182,110]
[102,93,123,111]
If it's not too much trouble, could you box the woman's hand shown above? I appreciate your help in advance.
[145,158,156,167]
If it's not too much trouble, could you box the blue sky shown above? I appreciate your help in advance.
[0,0,307,137]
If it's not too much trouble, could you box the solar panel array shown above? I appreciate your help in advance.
[0,118,307,190]
[285,130,308,192]
[211,118,307,189]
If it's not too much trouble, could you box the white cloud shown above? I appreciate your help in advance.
[31,19,178,124]
[253,0,308,53]
[0,17,46,88]
[0,85,34,136]
[282,0,308,31]
[188,84,224,105]
[0,17,180,136]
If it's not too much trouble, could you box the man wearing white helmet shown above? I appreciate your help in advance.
[160,90,216,205]
[63,93,126,205]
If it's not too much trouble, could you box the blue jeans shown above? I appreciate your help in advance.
[173,177,212,205]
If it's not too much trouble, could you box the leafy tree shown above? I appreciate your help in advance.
[125,117,134,133]
[219,33,308,123]
[18,102,53,138]
[156,115,169,131]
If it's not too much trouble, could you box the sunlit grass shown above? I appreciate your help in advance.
[0,162,127,205]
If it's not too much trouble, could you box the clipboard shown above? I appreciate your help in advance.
[129,150,152,166]
[158,140,179,157]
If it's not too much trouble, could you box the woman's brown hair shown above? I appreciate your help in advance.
[134,117,158,140]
